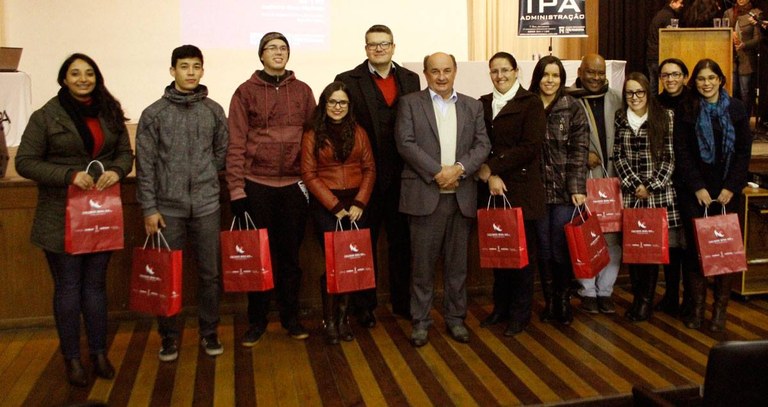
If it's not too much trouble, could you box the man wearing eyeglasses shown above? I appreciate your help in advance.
[567,53,623,316]
[226,32,317,346]
[335,25,421,326]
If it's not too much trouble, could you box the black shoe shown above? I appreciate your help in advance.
[580,296,599,314]
[65,358,88,387]
[201,333,224,356]
[286,321,310,340]
[90,353,115,380]
[357,309,376,328]
[504,320,527,337]
[158,336,178,362]
[597,297,616,314]
[480,312,509,327]
[242,324,266,347]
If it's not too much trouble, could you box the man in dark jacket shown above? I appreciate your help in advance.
[647,0,685,95]
[136,45,229,362]
[334,25,421,324]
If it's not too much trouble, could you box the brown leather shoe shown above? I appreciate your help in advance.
[65,358,88,387]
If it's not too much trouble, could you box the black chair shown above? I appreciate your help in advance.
[633,340,768,407]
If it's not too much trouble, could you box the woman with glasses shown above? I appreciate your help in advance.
[528,55,589,325]
[301,81,375,344]
[655,58,690,317]
[613,72,680,322]
[476,52,546,336]
[674,59,752,331]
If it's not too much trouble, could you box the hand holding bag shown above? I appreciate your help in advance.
[693,205,747,277]
[477,194,528,269]
[622,201,669,264]
[220,213,274,292]
[564,205,610,279]
[585,168,623,233]
[64,160,124,254]
[129,231,183,316]
[325,220,376,294]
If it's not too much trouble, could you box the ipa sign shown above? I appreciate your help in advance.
[519,0,587,37]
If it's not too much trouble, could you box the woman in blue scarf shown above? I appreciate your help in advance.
[674,59,752,332]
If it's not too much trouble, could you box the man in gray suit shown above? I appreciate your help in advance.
[395,52,490,347]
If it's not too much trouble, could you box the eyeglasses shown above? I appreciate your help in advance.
[327,99,349,108]
[696,75,720,84]
[365,42,393,51]
[583,69,606,78]
[490,67,516,76]
[660,72,683,80]
[625,90,647,99]
[263,45,288,53]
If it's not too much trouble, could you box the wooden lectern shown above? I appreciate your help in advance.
[659,28,733,95]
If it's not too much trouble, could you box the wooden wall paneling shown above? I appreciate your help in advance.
[658,28,734,95]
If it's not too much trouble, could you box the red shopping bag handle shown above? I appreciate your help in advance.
[334,218,360,232]
[486,193,512,210]
[570,203,594,223]
[703,202,727,217]
[230,212,257,231]
[143,230,172,252]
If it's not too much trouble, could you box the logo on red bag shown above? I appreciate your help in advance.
[89,199,103,209]
[139,263,161,282]
[349,244,359,253]
[229,243,252,260]
[343,241,367,260]
[598,190,608,199]
[637,220,647,229]
[145,265,155,275]
[235,244,245,254]
[714,230,725,238]
[492,223,503,232]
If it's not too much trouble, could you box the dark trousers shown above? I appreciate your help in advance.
[158,210,221,339]
[364,183,412,313]
[490,219,538,324]
[244,181,307,328]
[44,250,111,359]
[536,204,574,293]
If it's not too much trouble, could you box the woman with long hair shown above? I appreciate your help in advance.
[300,81,376,344]
[15,53,133,386]
[613,72,680,322]
[675,59,752,331]
[528,55,590,325]
[476,52,546,336]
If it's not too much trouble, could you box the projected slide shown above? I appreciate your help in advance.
[180,0,329,50]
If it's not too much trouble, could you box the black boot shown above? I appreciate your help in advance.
[710,274,735,332]
[337,294,354,341]
[625,266,642,319]
[90,353,115,380]
[321,278,340,345]
[539,260,556,322]
[627,265,658,322]
[684,271,706,329]
[656,248,682,316]
[65,358,88,387]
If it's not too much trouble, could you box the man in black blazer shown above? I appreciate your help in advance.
[396,52,490,347]
[335,25,421,325]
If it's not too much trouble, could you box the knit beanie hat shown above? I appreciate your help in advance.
[259,32,290,58]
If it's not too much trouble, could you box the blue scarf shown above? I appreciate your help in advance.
[695,89,736,179]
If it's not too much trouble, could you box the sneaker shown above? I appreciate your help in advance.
[580,296,599,314]
[158,337,178,362]
[241,324,266,347]
[597,296,616,314]
[286,321,309,340]
[200,333,224,357]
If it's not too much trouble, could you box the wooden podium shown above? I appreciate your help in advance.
[659,28,733,95]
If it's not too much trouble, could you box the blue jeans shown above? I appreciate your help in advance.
[536,204,575,292]
[44,250,111,359]
[158,210,221,339]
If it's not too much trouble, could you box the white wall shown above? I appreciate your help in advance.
[2,0,469,121]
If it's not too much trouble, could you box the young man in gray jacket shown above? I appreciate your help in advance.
[136,45,229,362]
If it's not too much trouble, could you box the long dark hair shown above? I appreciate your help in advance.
[623,72,670,164]
[685,58,727,115]
[306,81,356,161]
[528,55,567,113]
[57,53,128,132]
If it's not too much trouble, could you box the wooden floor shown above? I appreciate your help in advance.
[2,286,767,407]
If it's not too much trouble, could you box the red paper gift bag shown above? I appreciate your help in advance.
[325,222,376,294]
[129,233,182,317]
[477,195,528,269]
[622,206,669,264]
[693,209,747,277]
[564,207,610,279]
[220,215,274,292]
[64,161,124,254]
[586,175,623,233]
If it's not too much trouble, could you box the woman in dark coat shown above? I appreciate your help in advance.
[674,58,752,331]
[15,53,133,386]
[477,52,546,336]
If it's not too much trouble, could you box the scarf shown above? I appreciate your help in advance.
[627,108,647,134]
[567,79,609,99]
[57,87,101,158]
[491,80,519,119]
[695,88,736,178]
[734,1,753,18]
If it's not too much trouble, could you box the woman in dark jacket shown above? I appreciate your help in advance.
[529,55,590,325]
[301,81,376,344]
[15,53,133,386]
[477,52,546,336]
[674,58,752,331]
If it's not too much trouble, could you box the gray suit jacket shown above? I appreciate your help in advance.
[395,89,490,218]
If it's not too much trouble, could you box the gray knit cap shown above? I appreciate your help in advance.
[258,32,290,57]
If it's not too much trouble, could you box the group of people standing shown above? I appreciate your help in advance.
[15,22,752,388]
